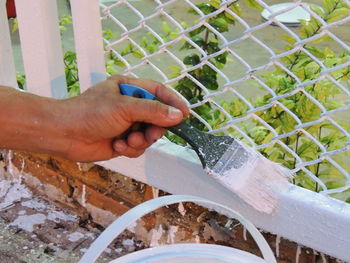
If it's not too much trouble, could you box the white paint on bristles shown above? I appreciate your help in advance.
[207,140,290,214]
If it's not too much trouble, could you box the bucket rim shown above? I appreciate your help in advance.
[109,243,267,263]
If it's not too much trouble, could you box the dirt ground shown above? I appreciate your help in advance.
[0,178,141,263]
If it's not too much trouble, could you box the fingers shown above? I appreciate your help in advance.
[109,75,190,117]
[121,98,185,127]
[113,126,165,157]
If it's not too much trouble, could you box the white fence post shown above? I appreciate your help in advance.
[0,0,18,89]
[14,0,67,98]
[70,0,106,92]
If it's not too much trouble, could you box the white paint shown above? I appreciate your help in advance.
[70,0,106,92]
[10,213,46,232]
[195,235,200,243]
[47,210,77,222]
[122,239,134,246]
[115,248,123,253]
[243,226,247,241]
[68,231,85,242]
[178,202,186,216]
[275,235,280,258]
[126,221,137,233]
[0,180,12,199]
[149,225,164,247]
[295,245,301,263]
[84,203,117,227]
[0,181,31,210]
[207,141,290,214]
[15,0,67,98]
[98,139,350,262]
[0,1,18,89]
[152,187,159,199]
[81,184,87,208]
[21,198,47,211]
[167,225,179,244]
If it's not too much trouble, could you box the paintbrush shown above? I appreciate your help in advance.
[119,84,290,213]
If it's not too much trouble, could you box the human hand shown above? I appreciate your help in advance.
[58,75,189,162]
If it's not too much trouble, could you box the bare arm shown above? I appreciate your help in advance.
[0,75,189,162]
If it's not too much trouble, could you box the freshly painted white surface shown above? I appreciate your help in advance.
[98,139,350,262]
[70,0,106,92]
[0,1,18,89]
[15,0,67,98]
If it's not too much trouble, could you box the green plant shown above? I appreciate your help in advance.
[15,1,350,201]
[164,0,350,201]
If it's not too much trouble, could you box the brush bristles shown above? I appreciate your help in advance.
[208,154,290,214]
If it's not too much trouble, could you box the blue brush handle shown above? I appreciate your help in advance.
[119,84,156,100]
[119,83,208,168]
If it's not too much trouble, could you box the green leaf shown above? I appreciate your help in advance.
[209,0,221,9]
[183,54,200,66]
[214,52,228,64]
[327,8,350,23]
[195,3,215,15]
[305,46,325,58]
[162,22,172,35]
[281,34,296,44]
[132,49,144,58]
[199,75,218,90]
[323,0,335,14]
[243,0,263,10]
[103,29,117,40]
[310,4,325,17]
[209,17,228,32]
[229,2,242,17]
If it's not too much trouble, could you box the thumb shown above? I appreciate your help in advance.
[123,98,184,127]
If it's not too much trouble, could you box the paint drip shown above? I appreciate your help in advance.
[295,245,301,263]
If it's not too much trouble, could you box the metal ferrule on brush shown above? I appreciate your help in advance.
[211,140,252,175]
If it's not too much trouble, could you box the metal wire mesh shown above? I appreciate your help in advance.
[99,0,350,202]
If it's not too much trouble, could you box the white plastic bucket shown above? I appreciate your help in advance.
[79,195,277,263]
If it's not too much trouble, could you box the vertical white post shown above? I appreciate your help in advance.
[0,0,18,89]
[70,0,106,92]
[15,0,67,98]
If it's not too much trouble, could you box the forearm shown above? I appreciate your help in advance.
[0,86,71,156]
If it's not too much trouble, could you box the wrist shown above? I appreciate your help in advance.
[0,87,72,157]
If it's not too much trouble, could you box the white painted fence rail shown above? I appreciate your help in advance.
[1,0,350,262]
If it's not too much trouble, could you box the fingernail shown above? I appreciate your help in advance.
[114,141,127,152]
[168,106,183,120]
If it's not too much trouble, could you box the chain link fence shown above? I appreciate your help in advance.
[99,0,350,203]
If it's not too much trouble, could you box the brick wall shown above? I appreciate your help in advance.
[2,150,341,263]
